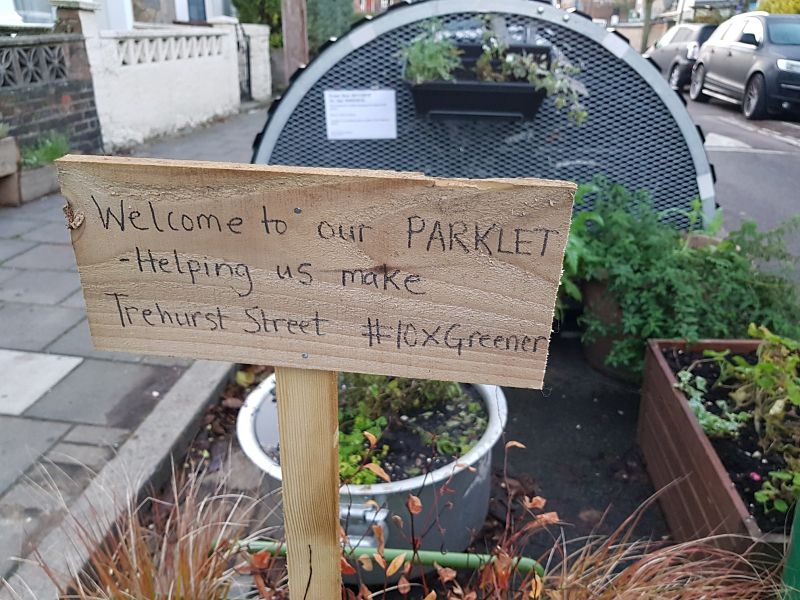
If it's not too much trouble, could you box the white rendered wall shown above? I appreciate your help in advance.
[242,23,271,102]
[85,23,239,149]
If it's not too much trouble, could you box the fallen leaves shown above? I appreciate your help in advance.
[363,462,391,482]
[406,494,423,515]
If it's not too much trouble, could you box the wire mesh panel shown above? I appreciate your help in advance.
[253,0,714,225]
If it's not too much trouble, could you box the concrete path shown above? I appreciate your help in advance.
[0,106,269,580]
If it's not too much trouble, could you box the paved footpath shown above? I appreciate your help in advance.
[0,106,268,579]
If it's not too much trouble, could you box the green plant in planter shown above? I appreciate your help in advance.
[338,373,474,485]
[561,176,800,375]
[21,131,69,169]
[677,325,800,514]
[400,20,462,85]
[475,28,588,124]
[401,16,588,124]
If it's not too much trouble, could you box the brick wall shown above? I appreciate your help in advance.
[0,26,103,155]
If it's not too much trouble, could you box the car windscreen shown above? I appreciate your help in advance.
[697,26,716,44]
[768,20,800,45]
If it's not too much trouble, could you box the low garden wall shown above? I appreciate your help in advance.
[86,25,239,150]
[0,31,103,154]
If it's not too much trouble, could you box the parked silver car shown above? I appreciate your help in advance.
[689,11,800,119]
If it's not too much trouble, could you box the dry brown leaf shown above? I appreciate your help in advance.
[505,440,526,450]
[373,523,385,555]
[423,592,437,600]
[363,430,378,447]
[373,552,387,570]
[398,574,411,594]
[386,553,406,577]
[436,563,457,583]
[406,494,423,515]
[357,554,373,572]
[340,557,357,575]
[529,573,543,598]
[364,462,391,482]
[391,514,404,529]
[523,495,546,510]
[221,396,244,409]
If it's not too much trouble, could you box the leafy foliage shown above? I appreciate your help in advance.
[676,326,800,514]
[401,16,589,124]
[758,0,800,13]
[474,22,587,125]
[21,131,69,169]
[231,0,283,47]
[562,176,800,375]
[400,20,462,85]
[307,0,353,55]
[674,370,749,438]
[0,122,9,139]
[338,373,469,485]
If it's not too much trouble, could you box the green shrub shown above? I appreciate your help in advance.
[562,176,800,374]
[307,0,353,55]
[0,123,9,139]
[232,0,283,47]
[21,131,69,169]
[758,0,800,13]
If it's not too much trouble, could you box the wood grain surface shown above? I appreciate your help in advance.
[275,367,341,598]
[57,155,575,389]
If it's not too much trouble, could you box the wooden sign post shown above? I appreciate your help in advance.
[58,156,575,598]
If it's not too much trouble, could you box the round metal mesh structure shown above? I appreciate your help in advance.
[252,0,715,224]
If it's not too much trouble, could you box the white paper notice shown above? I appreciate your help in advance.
[324,89,397,140]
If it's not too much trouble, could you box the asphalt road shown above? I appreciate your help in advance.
[685,98,800,234]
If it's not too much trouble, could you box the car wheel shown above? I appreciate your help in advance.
[743,73,767,120]
[669,65,682,91]
[689,65,709,102]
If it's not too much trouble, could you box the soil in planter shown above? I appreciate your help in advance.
[662,348,793,534]
[268,384,489,483]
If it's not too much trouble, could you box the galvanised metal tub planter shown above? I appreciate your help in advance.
[237,374,508,583]
[638,339,786,557]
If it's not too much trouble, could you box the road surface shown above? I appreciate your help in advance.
[686,99,800,234]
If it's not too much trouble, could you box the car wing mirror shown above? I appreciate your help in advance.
[739,33,758,46]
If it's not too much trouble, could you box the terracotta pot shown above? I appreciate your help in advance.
[638,339,786,554]
[581,279,638,382]
[0,136,21,207]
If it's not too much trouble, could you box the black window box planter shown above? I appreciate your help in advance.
[407,80,547,121]
[406,42,551,121]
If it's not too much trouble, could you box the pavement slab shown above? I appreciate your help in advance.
[0,239,36,263]
[0,416,70,494]
[25,359,183,428]
[0,270,81,304]
[59,289,85,310]
[63,425,129,448]
[0,350,82,416]
[5,195,67,223]
[0,219,39,239]
[0,302,84,352]
[47,319,143,363]
[4,244,76,271]
[19,222,72,245]
[45,442,114,471]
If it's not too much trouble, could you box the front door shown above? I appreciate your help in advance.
[725,18,764,100]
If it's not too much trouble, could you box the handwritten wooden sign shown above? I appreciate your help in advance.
[58,156,574,389]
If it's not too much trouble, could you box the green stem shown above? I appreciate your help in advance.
[244,540,544,578]
[783,507,800,599]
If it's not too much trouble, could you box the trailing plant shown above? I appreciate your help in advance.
[21,131,69,169]
[400,20,462,85]
[474,23,587,124]
[562,176,800,375]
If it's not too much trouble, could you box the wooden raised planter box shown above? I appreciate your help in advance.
[638,339,787,553]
